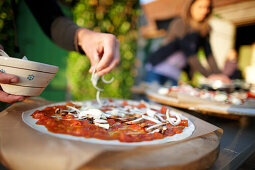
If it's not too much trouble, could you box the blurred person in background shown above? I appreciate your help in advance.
[145,0,230,86]
[0,0,120,103]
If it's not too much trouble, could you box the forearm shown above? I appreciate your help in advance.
[188,55,211,77]
[25,0,80,52]
[51,17,80,51]
[223,61,238,76]
[207,55,221,74]
[147,40,178,66]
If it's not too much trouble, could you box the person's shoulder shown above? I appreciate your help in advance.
[168,17,187,37]
[171,17,186,28]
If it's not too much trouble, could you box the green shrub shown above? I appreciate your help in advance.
[0,1,15,56]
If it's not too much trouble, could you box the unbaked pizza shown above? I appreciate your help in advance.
[23,99,195,145]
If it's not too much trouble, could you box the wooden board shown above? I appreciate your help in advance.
[146,89,255,119]
[0,98,221,170]
[81,131,220,170]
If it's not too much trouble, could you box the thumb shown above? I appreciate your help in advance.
[0,72,19,84]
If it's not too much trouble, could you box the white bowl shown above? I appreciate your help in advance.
[0,56,58,96]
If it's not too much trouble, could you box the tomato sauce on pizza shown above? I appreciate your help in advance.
[31,99,191,143]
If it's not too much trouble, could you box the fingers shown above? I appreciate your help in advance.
[97,40,120,76]
[0,73,26,103]
[89,51,101,73]
[0,90,26,103]
[80,31,120,75]
[208,74,231,84]
[97,57,120,76]
[96,34,117,72]
[221,76,231,84]
[0,72,19,84]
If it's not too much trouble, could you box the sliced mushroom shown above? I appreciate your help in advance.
[55,108,62,114]
[142,115,162,124]
[125,117,144,124]
[145,123,166,132]
[155,114,166,122]
[117,117,137,122]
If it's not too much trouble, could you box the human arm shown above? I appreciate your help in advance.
[187,54,230,83]
[0,73,26,103]
[180,31,215,77]
[186,37,221,77]
[147,18,185,66]
[187,54,213,77]
[203,36,231,83]
[187,54,230,82]
[24,0,120,75]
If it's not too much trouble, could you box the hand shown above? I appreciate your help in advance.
[208,74,231,84]
[77,28,120,76]
[0,73,26,103]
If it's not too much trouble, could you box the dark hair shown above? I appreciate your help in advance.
[182,0,212,36]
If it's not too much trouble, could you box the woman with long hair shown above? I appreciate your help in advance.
[145,0,230,85]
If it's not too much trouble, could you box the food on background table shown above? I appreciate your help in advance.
[30,99,194,143]
[158,84,253,105]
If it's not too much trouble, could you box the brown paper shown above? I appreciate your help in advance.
[0,98,222,170]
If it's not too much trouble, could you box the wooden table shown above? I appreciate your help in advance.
[195,113,255,170]
[0,98,221,170]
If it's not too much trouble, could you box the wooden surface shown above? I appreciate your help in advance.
[0,98,221,170]
[213,0,255,25]
[82,131,220,170]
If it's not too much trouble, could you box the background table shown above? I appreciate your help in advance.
[191,111,255,170]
